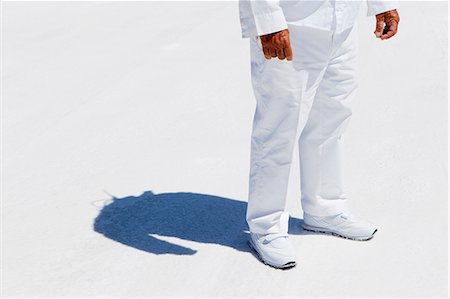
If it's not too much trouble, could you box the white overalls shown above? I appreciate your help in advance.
[240,0,398,234]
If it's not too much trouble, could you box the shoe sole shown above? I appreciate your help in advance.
[302,224,378,241]
[247,239,297,270]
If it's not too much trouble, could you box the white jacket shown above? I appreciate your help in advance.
[239,0,398,38]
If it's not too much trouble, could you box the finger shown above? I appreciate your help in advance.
[374,16,384,38]
[381,22,398,39]
[262,45,271,59]
[276,47,286,60]
[380,29,395,40]
[284,42,293,61]
[270,47,277,58]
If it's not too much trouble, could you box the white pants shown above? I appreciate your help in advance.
[246,22,359,235]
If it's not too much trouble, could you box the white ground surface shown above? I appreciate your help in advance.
[1,1,448,298]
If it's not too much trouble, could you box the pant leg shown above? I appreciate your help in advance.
[298,24,359,217]
[246,25,332,234]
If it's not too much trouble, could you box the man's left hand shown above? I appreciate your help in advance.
[374,9,400,40]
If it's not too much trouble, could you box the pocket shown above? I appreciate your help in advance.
[256,36,263,50]
[251,35,263,51]
[250,36,265,64]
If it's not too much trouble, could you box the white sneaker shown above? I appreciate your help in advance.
[248,232,297,269]
[302,212,378,241]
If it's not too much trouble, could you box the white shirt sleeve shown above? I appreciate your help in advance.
[239,0,288,38]
[366,0,399,16]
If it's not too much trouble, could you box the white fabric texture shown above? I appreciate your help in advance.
[239,0,399,38]
[246,19,360,234]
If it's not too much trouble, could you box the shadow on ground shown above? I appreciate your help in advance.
[93,190,313,255]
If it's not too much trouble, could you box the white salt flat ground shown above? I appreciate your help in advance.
[1,1,448,298]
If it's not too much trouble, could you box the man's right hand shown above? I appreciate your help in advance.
[259,29,293,61]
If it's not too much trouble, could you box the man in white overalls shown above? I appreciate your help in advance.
[239,0,400,269]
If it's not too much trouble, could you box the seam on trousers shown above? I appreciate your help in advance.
[249,38,265,207]
[318,87,324,203]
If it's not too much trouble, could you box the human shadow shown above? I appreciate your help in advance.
[93,190,312,255]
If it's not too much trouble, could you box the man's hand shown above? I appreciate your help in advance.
[374,9,400,40]
[259,29,293,61]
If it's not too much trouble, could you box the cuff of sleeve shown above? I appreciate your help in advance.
[253,10,288,36]
[367,1,399,16]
